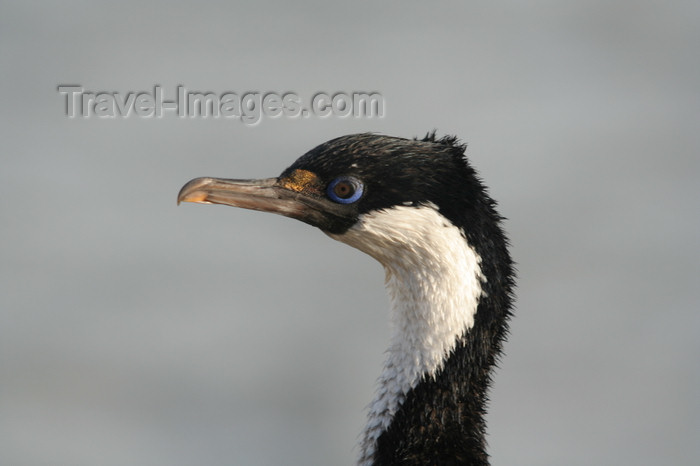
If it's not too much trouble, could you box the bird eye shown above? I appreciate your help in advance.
[327,176,364,204]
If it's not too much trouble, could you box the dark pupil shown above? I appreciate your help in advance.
[334,181,354,198]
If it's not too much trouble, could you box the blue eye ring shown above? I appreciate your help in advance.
[327,176,364,204]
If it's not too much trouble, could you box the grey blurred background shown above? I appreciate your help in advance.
[2,1,698,465]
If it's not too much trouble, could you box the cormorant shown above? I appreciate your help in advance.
[178,133,515,465]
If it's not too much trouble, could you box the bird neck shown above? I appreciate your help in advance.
[329,204,495,465]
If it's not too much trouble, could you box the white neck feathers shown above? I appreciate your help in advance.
[328,204,486,465]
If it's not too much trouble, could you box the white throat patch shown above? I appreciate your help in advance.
[328,204,486,465]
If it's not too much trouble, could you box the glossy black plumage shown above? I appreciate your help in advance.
[295,134,515,465]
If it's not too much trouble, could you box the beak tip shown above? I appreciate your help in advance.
[178,177,215,205]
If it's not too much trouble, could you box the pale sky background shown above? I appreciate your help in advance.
[2,1,699,465]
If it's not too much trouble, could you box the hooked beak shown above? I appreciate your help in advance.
[179,177,304,217]
[177,176,354,232]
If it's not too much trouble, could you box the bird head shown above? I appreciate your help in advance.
[178,133,488,241]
